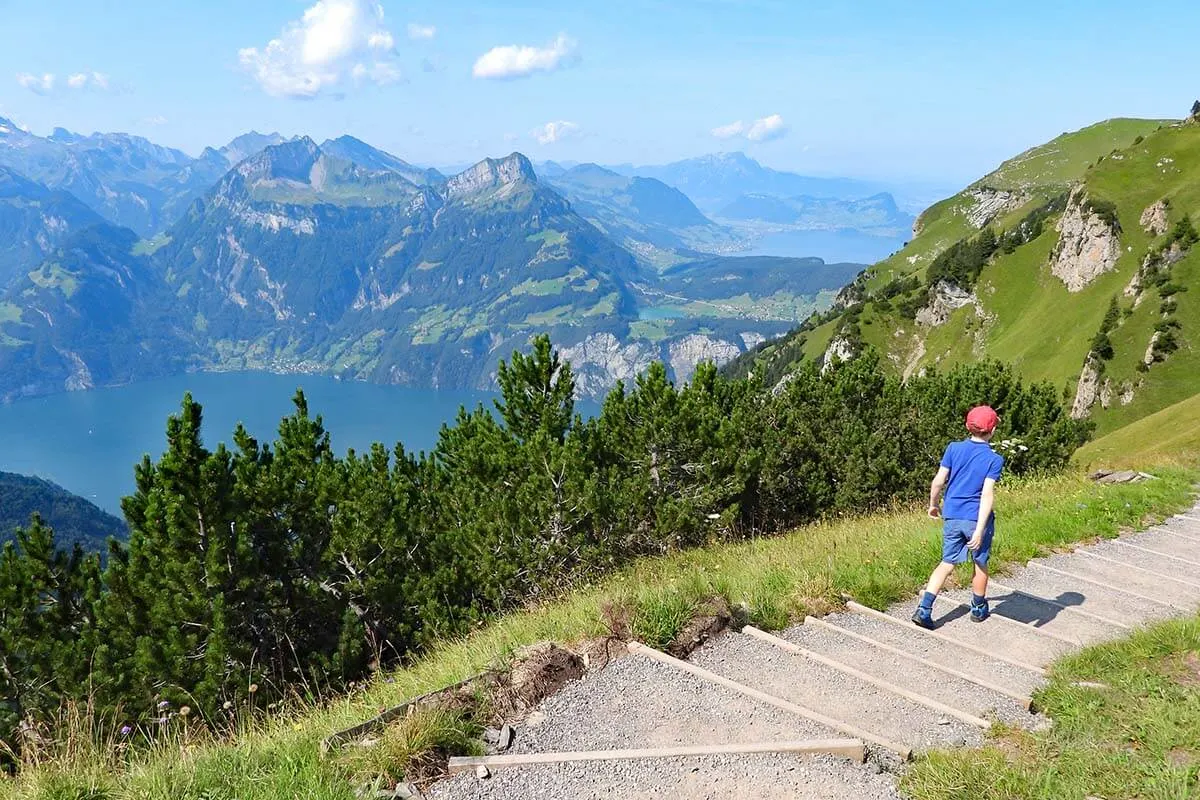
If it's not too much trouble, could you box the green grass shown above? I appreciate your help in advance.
[131,235,171,256]
[3,467,1195,800]
[1076,392,1200,470]
[903,614,1200,800]
[26,263,79,298]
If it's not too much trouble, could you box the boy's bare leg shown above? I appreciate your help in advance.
[924,561,956,596]
[972,564,989,597]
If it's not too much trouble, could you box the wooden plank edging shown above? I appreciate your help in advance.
[447,738,867,775]
[320,671,489,755]
[742,627,990,728]
[627,641,913,760]
[803,615,1034,710]
[844,601,1046,676]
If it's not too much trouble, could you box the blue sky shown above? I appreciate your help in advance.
[1,0,1198,185]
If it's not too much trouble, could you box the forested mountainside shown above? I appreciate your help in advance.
[0,138,862,401]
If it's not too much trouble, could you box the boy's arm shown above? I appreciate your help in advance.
[928,466,950,518]
[968,478,997,550]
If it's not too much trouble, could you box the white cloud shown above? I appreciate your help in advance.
[473,34,576,80]
[238,0,401,98]
[711,113,788,143]
[63,72,110,91]
[745,113,787,142]
[533,120,580,145]
[711,120,745,139]
[407,23,436,40]
[16,72,55,94]
[144,115,168,126]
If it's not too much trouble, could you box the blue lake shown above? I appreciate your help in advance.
[0,372,497,515]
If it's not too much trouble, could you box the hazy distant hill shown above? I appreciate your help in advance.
[0,470,126,551]
[544,163,740,268]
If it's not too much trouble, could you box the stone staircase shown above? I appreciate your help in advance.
[429,509,1200,799]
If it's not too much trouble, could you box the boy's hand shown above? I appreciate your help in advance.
[967,531,983,551]
[927,505,941,519]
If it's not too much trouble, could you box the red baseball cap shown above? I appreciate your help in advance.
[965,405,999,434]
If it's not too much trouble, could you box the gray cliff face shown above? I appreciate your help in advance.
[1140,200,1169,236]
[560,333,657,396]
[1071,359,1101,419]
[821,336,855,373]
[667,334,740,384]
[964,187,1029,229]
[915,281,977,327]
[446,153,538,198]
[1050,187,1122,292]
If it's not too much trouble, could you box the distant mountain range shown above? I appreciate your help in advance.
[0,126,863,400]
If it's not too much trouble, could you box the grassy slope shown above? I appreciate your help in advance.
[903,614,1200,800]
[1075,392,1200,469]
[754,118,1166,370]
[3,467,1195,800]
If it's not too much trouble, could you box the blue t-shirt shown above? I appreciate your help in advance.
[940,439,1004,521]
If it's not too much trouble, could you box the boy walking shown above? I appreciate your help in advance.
[912,405,1004,629]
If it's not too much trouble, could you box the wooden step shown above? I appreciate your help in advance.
[447,738,867,774]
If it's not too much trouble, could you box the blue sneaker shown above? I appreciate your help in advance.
[970,600,990,622]
[911,606,935,629]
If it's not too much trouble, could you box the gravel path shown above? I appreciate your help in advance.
[776,621,1041,729]
[688,632,984,754]
[424,506,1200,800]
[501,651,838,755]
[430,752,902,800]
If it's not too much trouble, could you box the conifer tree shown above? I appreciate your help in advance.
[0,516,100,755]
[495,334,575,443]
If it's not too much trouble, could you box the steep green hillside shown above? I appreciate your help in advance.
[0,224,197,402]
[0,471,126,551]
[0,167,105,289]
[729,117,1200,440]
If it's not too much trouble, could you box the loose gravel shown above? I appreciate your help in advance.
[688,632,984,755]
[430,752,902,800]
[776,621,1040,729]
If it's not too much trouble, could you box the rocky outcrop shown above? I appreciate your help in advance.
[1140,200,1169,236]
[965,187,1029,229]
[739,331,766,350]
[1143,331,1161,365]
[1070,359,1101,419]
[560,333,657,396]
[915,281,977,327]
[667,334,741,384]
[1049,188,1122,292]
[446,153,537,199]
[821,336,855,373]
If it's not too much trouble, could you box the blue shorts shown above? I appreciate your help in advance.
[941,517,994,569]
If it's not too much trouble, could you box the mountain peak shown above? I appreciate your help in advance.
[49,127,83,144]
[236,137,321,182]
[446,152,536,198]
